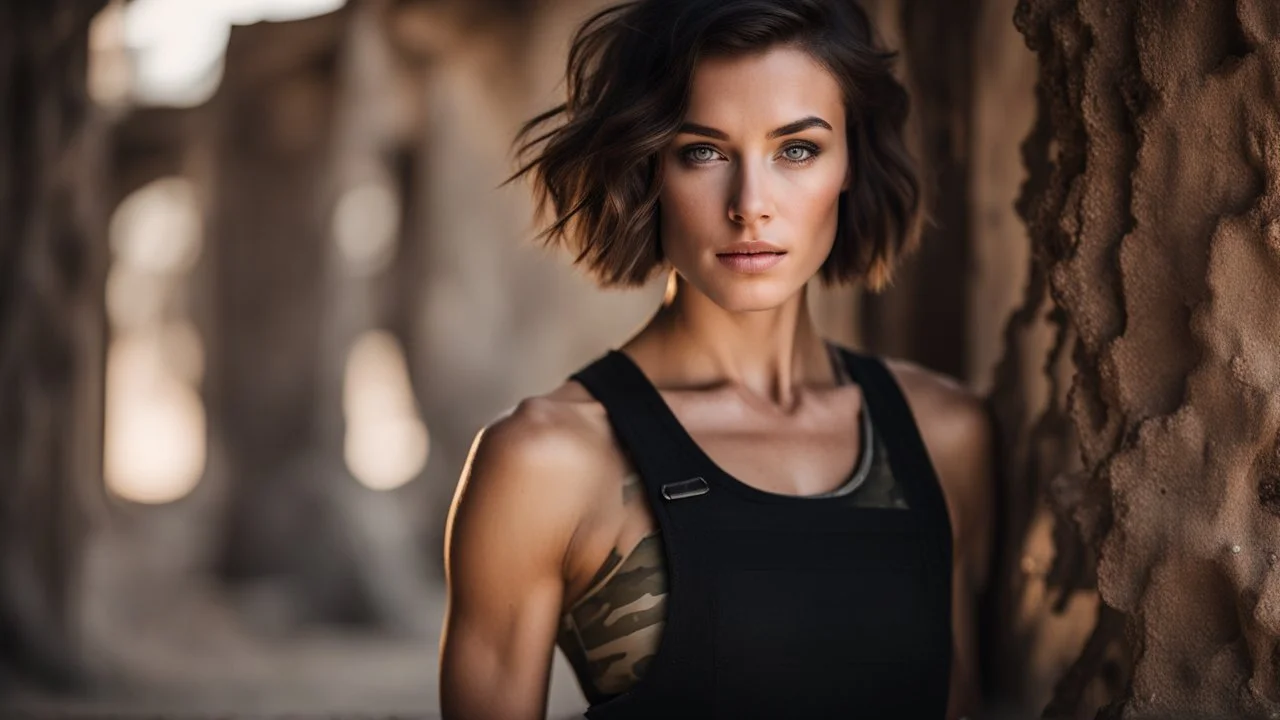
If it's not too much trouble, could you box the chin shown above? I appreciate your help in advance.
[700,276,800,313]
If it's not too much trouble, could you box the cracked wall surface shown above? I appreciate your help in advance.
[1016,0,1280,716]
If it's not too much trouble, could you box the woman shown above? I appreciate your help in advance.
[439,0,995,717]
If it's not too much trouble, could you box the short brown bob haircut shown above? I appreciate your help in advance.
[511,0,923,291]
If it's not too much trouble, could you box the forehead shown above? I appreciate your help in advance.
[684,45,846,130]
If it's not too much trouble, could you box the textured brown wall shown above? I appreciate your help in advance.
[977,0,1109,716]
[1016,0,1280,717]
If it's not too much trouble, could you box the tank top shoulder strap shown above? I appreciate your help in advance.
[570,350,701,500]
[835,347,952,532]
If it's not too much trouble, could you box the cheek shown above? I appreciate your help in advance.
[796,161,848,211]
[784,168,847,246]
[658,171,722,250]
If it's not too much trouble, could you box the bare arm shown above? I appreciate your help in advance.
[888,361,996,720]
[440,403,591,720]
[940,402,995,720]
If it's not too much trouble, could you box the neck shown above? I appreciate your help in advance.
[639,273,833,408]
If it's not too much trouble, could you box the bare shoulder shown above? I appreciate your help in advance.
[881,359,988,455]
[882,358,987,434]
[450,380,621,557]
[882,359,995,581]
[470,380,615,482]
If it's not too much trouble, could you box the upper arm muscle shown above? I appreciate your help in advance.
[440,403,595,720]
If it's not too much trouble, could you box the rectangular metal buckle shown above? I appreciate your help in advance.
[661,476,710,501]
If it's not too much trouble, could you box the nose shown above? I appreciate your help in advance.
[727,159,774,227]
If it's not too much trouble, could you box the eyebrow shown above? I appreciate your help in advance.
[676,116,833,141]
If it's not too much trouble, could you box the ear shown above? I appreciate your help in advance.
[841,165,853,191]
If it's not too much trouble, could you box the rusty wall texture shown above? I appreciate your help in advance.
[1016,0,1280,717]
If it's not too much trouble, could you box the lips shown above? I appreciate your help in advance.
[717,240,786,255]
[715,245,787,274]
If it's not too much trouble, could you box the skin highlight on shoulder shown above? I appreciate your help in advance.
[467,382,621,487]
[466,383,659,606]
[455,384,619,546]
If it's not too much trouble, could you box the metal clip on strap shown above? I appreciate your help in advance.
[661,476,710,501]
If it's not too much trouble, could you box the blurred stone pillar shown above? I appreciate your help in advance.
[204,10,374,627]
[1017,0,1280,717]
[310,0,435,634]
[389,6,542,575]
[203,5,435,635]
[109,107,192,211]
[0,0,109,692]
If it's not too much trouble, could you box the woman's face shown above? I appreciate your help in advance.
[659,45,850,312]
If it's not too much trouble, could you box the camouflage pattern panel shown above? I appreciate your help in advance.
[845,431,909,509]
[557,532,667,703]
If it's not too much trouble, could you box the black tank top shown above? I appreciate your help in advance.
[569,346,953,718]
